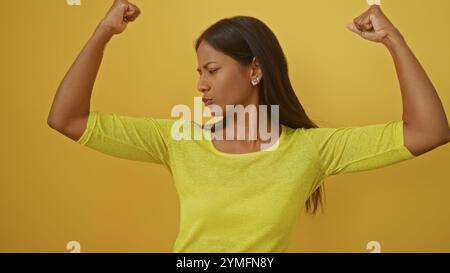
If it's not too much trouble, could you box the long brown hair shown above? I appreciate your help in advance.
[195,16,325,215]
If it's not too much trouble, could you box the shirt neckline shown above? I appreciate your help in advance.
[204,124,284,157]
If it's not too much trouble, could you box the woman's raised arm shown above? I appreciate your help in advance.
[346,4,450,156]
[47,0,141,141]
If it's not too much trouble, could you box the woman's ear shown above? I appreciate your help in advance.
[250,57,263,80]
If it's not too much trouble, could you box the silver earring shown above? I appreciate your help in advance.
[251,77,259,85]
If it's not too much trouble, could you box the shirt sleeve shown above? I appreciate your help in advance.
[302,120,416,177]
[76,111,175,168]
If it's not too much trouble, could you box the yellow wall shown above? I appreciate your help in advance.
[1,0,449,252]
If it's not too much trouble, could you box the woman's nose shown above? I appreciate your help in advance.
[197,78,210,93]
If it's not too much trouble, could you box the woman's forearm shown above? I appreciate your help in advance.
[47,23,113,128]
[384,32,450,143]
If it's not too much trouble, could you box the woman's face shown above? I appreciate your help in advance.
[196,40,262,117]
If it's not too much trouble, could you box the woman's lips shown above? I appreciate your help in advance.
[202,98,213,105]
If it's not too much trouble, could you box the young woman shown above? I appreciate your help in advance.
[47,0,449,252]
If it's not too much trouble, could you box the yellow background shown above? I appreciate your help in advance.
[1,0,449,252]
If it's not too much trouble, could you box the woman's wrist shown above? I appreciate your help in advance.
[93,21,115,43]
[382,28,407,52]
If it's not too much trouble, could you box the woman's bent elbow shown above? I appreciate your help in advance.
[47,115,88,142]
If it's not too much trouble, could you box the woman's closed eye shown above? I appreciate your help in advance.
[197,68,220,76]
[208,68,219,75]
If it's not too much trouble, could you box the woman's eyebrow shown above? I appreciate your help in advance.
[196,61,217,72]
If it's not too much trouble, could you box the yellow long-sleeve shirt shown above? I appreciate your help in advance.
[77,111,416,252]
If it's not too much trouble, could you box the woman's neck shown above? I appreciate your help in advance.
[212,112,280,144]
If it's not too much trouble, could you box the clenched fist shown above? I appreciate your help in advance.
[346,5,403,46]
[98,0,141,35]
